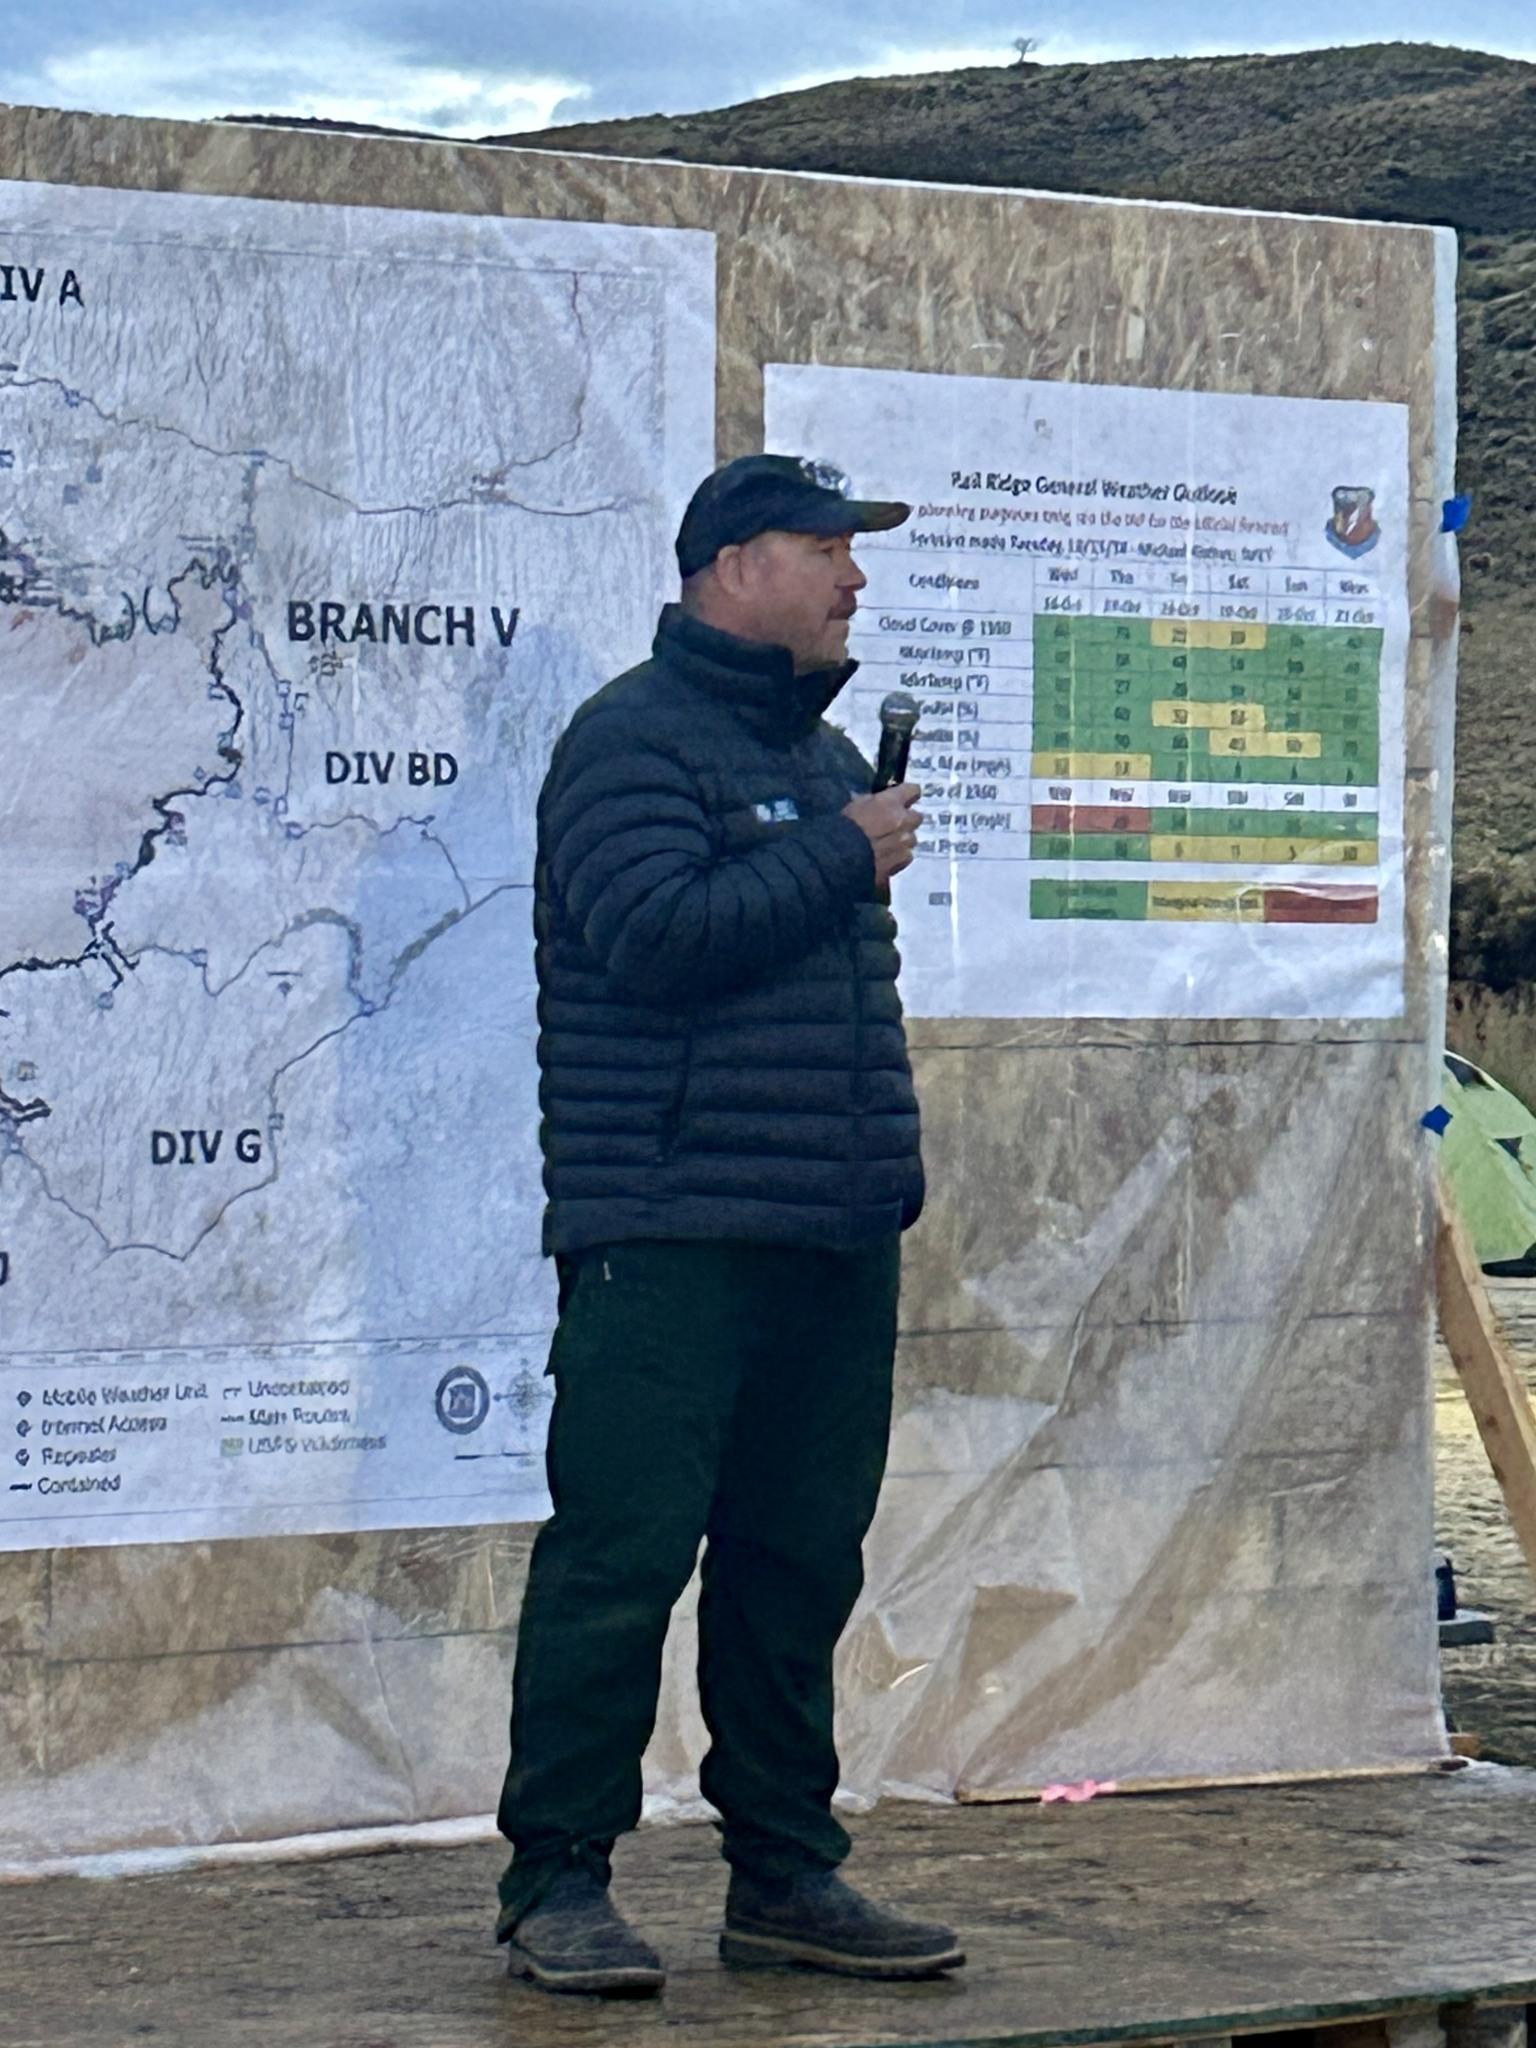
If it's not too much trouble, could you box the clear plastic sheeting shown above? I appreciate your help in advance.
[634,1035,1447,1815]
[0,104,1458,1870]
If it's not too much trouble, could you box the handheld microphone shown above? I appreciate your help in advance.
[872,691,920,792]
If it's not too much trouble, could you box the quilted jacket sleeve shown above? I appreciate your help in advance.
[543,708,876,1005]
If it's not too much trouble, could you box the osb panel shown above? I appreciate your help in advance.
[0,106,1451,1860]
[0,108,1439,433]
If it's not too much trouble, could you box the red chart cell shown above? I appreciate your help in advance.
[1262,886,1378,924]
[1031,805,1152,835]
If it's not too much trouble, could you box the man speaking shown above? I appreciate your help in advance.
[496,454,963,1995]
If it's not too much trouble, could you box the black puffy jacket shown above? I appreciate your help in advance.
[534,603,925,1254]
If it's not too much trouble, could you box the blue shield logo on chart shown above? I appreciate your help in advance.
[434,1365,490,1435]
[1324,484,1380,559]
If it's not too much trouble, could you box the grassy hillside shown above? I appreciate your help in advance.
[484,43,1536,977]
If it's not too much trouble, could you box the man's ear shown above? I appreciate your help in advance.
[711,543,750,602]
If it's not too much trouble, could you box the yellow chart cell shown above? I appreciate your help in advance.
[1153,701,1269,730]
[1150,836,1258,864]
[1149,835,1379,866]
[1030,752,1152,779]
[1262,838,1379,865]
[1146,882,1266,922]
[1150,620,1268,650]
[1208,730,1321,758]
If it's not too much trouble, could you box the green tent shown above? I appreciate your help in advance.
[1442,1051,1536,1275]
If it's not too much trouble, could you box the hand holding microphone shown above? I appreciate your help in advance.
[844,783,924,886]
[843,691,923,889]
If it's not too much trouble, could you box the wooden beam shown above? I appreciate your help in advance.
[956,1758,1459,1804]
[1436,1176,1536,1590]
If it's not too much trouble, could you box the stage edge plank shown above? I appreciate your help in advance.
[4,1769,1536,2048]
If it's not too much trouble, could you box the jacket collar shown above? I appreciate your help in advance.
[653,603,856,741]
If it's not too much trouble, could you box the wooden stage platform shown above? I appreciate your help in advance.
[7,1764,1536,2048]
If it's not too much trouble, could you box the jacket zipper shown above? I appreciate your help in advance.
[849,925,866,1206]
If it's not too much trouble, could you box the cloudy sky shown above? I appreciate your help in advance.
[3,2,1533,137]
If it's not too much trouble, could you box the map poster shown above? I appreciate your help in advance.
[0,182,715,1550]
[765,363,1410,1020]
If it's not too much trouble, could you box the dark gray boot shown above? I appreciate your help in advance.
[721,1868,965,1978]
[506,1868,665,1996]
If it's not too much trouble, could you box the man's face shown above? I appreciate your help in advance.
[730,527,867,673]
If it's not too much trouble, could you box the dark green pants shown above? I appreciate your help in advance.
[495,1236,900,1934]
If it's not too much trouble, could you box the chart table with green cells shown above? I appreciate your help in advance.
[1026,579,1383,927]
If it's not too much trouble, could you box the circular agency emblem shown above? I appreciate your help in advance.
[434,1364,491,1436]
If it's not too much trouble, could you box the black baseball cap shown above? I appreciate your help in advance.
[675,453,910,578]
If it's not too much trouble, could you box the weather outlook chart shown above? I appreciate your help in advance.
[1027,575,1381,922]
[766,363,1409,1019]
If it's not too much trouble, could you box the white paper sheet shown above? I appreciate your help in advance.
[0,182,715,1549]
[765,363,1410,1019]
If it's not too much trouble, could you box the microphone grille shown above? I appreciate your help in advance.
[878,690,920,733]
